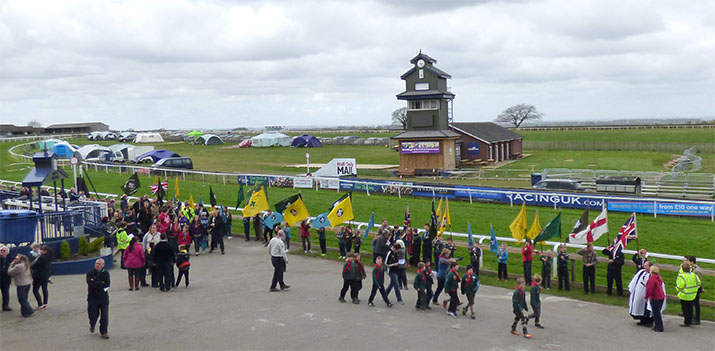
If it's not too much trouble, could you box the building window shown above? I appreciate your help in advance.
[419,69,424,79]
[414,82,429,91]
[408,100,439,111]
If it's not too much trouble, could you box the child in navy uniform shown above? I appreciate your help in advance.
[339,253,355,303]
[461,266,480,319]
[175,244,191,287]
[511,277,532,338]
[413,262,428,310]
[540,252,552,290]
[368,256,392,307]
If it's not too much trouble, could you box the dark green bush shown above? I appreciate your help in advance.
[60,240,70,260]
[78,236,89,256]
[88,237,105,254]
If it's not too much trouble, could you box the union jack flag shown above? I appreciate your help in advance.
[150,181,169,194]
[608,213,637,257]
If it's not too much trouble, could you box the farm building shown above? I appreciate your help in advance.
[46,122,109,134]
[449,122,523,163]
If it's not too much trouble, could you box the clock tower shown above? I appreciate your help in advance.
[392,52,460,175]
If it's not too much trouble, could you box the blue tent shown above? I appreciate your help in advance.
[136,149,180,163]
[50,143,76,158]
[291,134,322,148]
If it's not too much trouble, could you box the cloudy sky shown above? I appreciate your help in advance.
[1,0,713,130]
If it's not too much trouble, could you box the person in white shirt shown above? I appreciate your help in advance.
[268,230,290,292]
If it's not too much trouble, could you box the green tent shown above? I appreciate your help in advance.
[187,130,204,138]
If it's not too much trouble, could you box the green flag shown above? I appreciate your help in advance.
[209,186,217,207]
[534,212,561,243]
[237,184,245,207]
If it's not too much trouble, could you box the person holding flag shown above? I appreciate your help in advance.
[521,239,534,286]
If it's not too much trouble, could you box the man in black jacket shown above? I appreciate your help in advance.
[86,258,110,339]
[604,247,625,297]
[209,209,225,255]
[1,246,14,311]
[153,234,176,291]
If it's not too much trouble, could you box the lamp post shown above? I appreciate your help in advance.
[305,153,310,175]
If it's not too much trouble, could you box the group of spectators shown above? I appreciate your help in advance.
[0,244,54,317]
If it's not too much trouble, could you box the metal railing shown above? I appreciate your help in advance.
[0,133,86,143]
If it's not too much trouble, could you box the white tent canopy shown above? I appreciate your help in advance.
[76,144,111,160]
[250,132,291,147]
[134,132,164,143]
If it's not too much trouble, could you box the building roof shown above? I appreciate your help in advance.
[391,130,460,140]
[400,65,452,80]
[396,89,455,100]
[410,52,437,64]
[46,122,108,129]
[0,124,42,133]
[450,122,523,144]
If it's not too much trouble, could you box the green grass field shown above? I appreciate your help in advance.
[519,128,715,143]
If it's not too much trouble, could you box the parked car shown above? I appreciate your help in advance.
[150,157,194,171]
[533,179,583,191]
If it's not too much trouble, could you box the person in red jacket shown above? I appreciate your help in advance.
[122,236,145,291]
[300,220,312,253]
[645,265,666,332]
[177,226,192,253]
[522,239,534,285]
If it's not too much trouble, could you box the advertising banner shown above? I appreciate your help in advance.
[466,142,480,155]
[608,201,714,217]
[293,176,313,189]
[400,141,440,154]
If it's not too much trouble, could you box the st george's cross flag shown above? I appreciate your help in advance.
[569,208,608,244]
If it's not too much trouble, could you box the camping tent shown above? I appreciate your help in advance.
[37,139,63,150]
[250,132,291,148]
[187,130,204,139]
[291,134,323,148]
[136,149,180,163]
[196,134,223,145]
[76,144,111,161]
[134,132,164,143]
[50,142,77,158]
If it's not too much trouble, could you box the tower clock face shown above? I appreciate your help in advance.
[417,59,425,68]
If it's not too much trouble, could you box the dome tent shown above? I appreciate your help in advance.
[250,132,291,148]
[50,142,77,158]
[196,134,223,145]
[291,134,322,148]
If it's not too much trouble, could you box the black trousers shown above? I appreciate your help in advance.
[340,279,353,299]
[512,311,529,333]
[606,266,623,296]
[447,291,460,313]
[528,304,541,324]
[319,238,327,254]
[471,260,480,276]
[88,300,109,335]
[557,266,570,291]
[301,237,311,252]
[158,262,173,291]
[270,256,286,289]
[651,299,664,331]
[681,300,694,325]
[244,222,251,240]
[433,277,445,303]
[541,268,551,289]
[338,242,346,257]
[0,280,10,309]
[176,269,189,287]
[369,283,390,305]
[416,290,428,309]
[211,234,224,252]
[582,265,596,293]
[498,263,508,280]
[694,291,701,322]
[32,278,49,306]
[523,261,532,285]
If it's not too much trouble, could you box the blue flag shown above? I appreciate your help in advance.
[468,221,474,249]
[363,212,375,239]
[489,225,499,253]
[263,212,284,230]
[312,212,331,229]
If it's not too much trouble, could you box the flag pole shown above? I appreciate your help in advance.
[634,212,639,252]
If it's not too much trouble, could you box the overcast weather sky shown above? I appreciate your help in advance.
[1,0,713,130]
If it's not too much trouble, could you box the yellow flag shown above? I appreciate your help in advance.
[327,193,353,227]
[242,187,270,217]
[188,193,194,211]
[284,196,310,226]
[509,203,527,243]
[435,197,443,218]
[437,199,451,237]
[526,211,541,241]
[174,176,180,198]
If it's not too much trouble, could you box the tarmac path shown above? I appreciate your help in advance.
[1,239,713,350]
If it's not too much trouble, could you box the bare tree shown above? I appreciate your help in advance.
[27,120,42,128]
[495,104,543,128]
[391,107,407,129]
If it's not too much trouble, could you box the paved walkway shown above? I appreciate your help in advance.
[1,239,713,350]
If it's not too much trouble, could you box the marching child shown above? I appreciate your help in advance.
[540,251,552,290]
[529,274,544,328]
[175,244,191,287]
[339,253,355,303]
[413,262,428,310]
[368,256,392,307]
[353,231,362,253]
[511,277,532,338]
[461,265,480,319]
[497,242,509,282]
[352,253,366,303]
[444,261,461,318]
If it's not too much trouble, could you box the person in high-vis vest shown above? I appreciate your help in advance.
[115,222,130,269]
[675,263,702,327]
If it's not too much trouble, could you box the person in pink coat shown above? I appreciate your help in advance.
[122,236,146,291]
[177,226,192,253]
